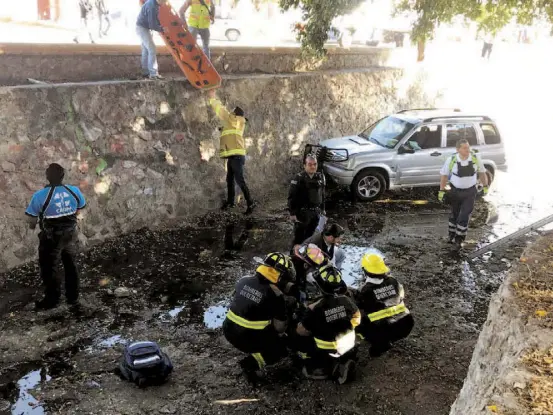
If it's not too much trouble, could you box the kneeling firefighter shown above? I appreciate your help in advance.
[292,243,331,301]
[293,264,361,384]
[355,252,414,357]
[223,252,297,379]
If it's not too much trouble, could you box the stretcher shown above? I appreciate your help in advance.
[140,0,222,90]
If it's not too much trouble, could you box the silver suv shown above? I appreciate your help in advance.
[306,109,508,201]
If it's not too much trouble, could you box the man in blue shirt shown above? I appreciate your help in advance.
[137,0,169,80]
[25,164,87,311]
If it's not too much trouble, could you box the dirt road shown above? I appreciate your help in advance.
[0,189,530,415]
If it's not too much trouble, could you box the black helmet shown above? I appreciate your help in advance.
[323,223,345,238]
[313,264,347,295]
[257,252,296,283]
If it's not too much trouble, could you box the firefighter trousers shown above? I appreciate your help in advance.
[223,319,288,370]
[357,314,414,357]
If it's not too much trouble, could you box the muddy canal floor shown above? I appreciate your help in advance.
[0,192,531,415]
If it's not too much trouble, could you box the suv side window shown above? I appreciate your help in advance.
[480,123,501,144]
[446,124,478,147]
[406,125,442,150]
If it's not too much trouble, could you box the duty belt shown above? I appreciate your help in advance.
[226,310,270,330]
[368,304,408,322]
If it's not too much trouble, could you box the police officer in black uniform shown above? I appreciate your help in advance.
[25,164,87,311]
[223,252,297,380]
[288,154,326,246]
[355,252,414,357]
[294,264,361,384]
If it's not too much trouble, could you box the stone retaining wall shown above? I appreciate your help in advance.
[0,67,433,270]
[0,43,393,85]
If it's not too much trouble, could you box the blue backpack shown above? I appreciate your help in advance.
[119,341,173,387]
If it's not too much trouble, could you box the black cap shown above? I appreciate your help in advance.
[46,163,65,184]
[323,223,345,238]
[233,106,245,117]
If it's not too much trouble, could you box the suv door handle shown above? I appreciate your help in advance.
[430,152,442,156]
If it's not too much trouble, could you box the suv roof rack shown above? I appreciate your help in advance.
[397,108,462,113]
[424,115,491,122]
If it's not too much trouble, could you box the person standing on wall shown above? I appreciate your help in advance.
[207,89,257,215]
[288,154,326,246]
[73,0,95,44]
[136,0,168,80]
[179,0,215,60]
[438,139,488,249]
[25,164,87,311]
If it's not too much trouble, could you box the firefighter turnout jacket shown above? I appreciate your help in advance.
[209,98,246,159]
[288,171,326,215]
[225,272,287,331]
[301,295,361,352]
[356,276,410,324]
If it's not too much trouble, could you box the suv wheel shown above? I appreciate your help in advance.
[352,169,386,201]
[225,29,240,42]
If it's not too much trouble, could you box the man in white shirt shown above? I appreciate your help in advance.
[438,139,489,248]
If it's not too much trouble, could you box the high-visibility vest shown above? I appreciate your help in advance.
[188,0,211,29]
[448,151,479,175]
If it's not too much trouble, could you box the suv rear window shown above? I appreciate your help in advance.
[446,124,478,147]
[481,123,501,144]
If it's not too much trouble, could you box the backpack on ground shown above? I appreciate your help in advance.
[119,341,173,387]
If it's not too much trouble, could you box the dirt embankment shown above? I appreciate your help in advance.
[450,234,553,415]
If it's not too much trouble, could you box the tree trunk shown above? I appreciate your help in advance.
[417,39,426,62]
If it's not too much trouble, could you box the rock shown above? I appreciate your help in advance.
[107,289,114,295]
[81,123,103,142]
[147,169,164,180]
[1,161,16,172]
[123,161,138,169]
[0,400,10,411]
[143,188,154,196]
[86,380,101,389]
[137,131,152,141]
[159,404,177,414]
[513,382,526,390]
[114,287,131,298]
[198,250,212,262]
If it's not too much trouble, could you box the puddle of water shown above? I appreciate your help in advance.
[203,301,229,329]
[339,245,382,288]
[85,334,128,354]
[11,369,51,415]
[460,260,477,294]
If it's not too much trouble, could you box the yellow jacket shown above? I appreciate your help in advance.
[209,98,246,158]
[188,0,212,29]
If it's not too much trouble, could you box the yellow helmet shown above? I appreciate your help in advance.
[361,253,390,275]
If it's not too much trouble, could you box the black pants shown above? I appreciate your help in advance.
[448,186,477,242]
[38,227,79,304]
[226,155,252,206]
[292,209,320,245]
[223,320,288,370]
[481,42,493,59]
[357,314,414,356]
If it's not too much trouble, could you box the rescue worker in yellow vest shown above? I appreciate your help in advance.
[208,90,256,215]
[223,252,296,381]
[355,252,414,358]
[294,264,361,384]
[439,138,489,249]
[179,0,214,59]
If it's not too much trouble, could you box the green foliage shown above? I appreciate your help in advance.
[279,0,365,57]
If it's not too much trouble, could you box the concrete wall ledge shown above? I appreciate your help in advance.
[0,43,393,85]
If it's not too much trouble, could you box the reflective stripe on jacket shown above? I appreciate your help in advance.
[226,310,270,330]
[188,0,211,29]
[367,303,408,322]
[209,98,246,158]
